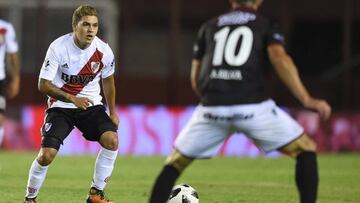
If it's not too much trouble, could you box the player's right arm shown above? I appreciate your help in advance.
[5,23,20,99]
[38,45,92,110]
[267,44,331,120]
[191,23,207,98]
[38,78,92,110]
[190,59,201,97]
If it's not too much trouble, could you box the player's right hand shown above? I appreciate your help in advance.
[6,76,20,99]
[70,96,94,110]
[303,97,332,121]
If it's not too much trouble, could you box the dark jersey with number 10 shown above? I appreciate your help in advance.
[193,7,285,106]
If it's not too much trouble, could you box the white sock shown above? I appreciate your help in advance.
[25,159,49,198]
[91,147,118,190]
[0,127,4,146]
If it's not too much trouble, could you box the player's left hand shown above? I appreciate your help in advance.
[303,97,332,121]
[110,112,119,129]
[6,76,20,99]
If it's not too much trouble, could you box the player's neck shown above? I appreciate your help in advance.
[73,35,91,50]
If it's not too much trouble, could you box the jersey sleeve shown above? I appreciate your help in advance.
[101,45,115,78]
[5,23,18,53]
[266,21,285,46]
[192,23,207,60]
[39,45,60,81]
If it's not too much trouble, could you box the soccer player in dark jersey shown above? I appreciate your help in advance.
[148,0,331,203]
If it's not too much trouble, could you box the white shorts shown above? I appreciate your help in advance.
[174,99,304,158]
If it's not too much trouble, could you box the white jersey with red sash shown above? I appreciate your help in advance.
[39,33,115,109]
[0,19,18,80]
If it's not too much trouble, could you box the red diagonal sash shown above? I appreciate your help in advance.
[49,48,104,106]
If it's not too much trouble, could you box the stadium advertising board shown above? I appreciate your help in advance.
[2,105,360,155]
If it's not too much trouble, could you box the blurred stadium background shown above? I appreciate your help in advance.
[0,0,360,154]
[1,0,360,202]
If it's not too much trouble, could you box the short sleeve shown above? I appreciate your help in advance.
[266,21,285,46]
[39,45,60,81]
[192,23,207,60]
[101,45,115,78]
[5,23,18,53]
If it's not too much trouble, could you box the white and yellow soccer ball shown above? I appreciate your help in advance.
[167,183,199,203]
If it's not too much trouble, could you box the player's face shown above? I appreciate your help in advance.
[73,15,98,49]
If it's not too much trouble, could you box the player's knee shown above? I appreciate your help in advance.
[108,133,118,150]
[305,140,317,152]
[281,135,317,157]
[100,131,118,151]
[37,149,57,166]
[165,150,193,172]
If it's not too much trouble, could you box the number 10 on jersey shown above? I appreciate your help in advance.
[212,26,253,66]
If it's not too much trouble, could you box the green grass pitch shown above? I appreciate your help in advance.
[0,152,359,203]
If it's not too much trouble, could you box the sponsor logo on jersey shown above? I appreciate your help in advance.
[42,59,51,71]
[61,63,69,69]
[204,112,254,121]
[61,72,95,85]
[44,123,52,132]
[90,61,101,73]
[218,12,256,26]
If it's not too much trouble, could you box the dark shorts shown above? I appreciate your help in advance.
[41,105,117,150]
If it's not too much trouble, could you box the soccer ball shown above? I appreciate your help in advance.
[167,183,199,203]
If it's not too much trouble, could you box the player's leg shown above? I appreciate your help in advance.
[24,108,73,202]
[76,105,118,203]
[88,133,118,203]
[149,105,230,203]
[279,134,318,203]
[149,149,194,203]
[0,89,6,147]
[25,147,58,201]
[90,131,118,191]
[0,112,5,147]
[239,100,318,203]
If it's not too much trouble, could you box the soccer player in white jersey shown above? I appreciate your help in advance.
[149,0,332,203]
[0,19,20,147]
[24,5,118,203]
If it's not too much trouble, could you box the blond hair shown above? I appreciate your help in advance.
[72,5,98,26]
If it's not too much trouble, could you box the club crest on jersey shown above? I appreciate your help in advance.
[44,123,52,132]
[91,61,101,73]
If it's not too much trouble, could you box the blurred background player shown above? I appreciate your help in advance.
[23,5,119,203]
[0,18,20,147]
[148,0,332,203]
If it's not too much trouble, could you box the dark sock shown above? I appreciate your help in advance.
[149,165,180,203]
[296,152,319,203]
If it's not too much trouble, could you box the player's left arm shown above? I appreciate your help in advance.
[190,59,202,98]
[102,74,119,128]
[6,52,20,99]
[267,43,331,120]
